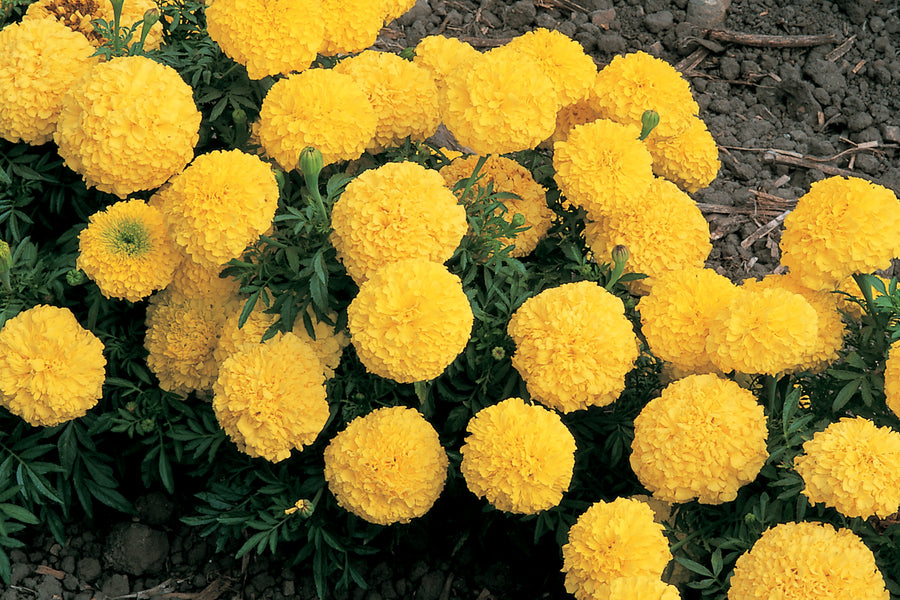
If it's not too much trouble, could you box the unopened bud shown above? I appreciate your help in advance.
[491,346,506,360]
[125,401,138,413]
[638,110,660,141]
[510,213,526,228]
[299,146,324,177]
[612,245,629,266]
[66,268,87,286]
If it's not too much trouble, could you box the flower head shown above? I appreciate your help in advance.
[885,340,900,419]
[728,521,889,600]
[383,0,416,21]
[54,55,201,198]
[213,332,328,462]
[0,305,106,427]
[347,260,473,383]
[324,406,448,525]
[330,162,467,284]
[562,497,672,600]
[24,0,163,49]
[780,176,900,290]
[644,116,720,193]
[413,35,481,84]
[460,398,576,514]
[631,374,768,504]
[507,281,639,413]
[319,0,386,56]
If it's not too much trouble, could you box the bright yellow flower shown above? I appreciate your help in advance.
[460,398,576,514]
[0,305,105,427]
[383,0,415,21]
[290,306,349,380]
[324,406,448,525]
[644,116,720,193]
[24,0,163,49]
[885,340,900,419]
[507,281,639,413]
[319,0,386,56]
[728,521,889,600]
[604,577,681,600]
[413,34,481,89]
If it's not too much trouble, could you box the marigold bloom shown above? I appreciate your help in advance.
[705,286,818,375]
[592,51,699,141]
[0,19,98,145]
[793,417,900,519]
[291,307,349,380]
[76,200,180,302]
[54,55,201,198]
[334,51,440,152]
[460,398,576,514]
[413,34,481,86]
[885,341,900,419]
[347,260,473,383]
[562,498,672,600]
[507,281,639,413]
[780,176,900,290]
[324,406,448,525]
[553,119,655,219]
[631,374,768,504]
[158,150,279,268]
[384,0,415,21]
[639,268,740,374]
[319,0,385,56]
[330,162,467,284]
[24,0,163,49]
[728,521,889,600]
[258,69,376,171]
[644,116,720,193]
[584,178,712,293]
[0,305,106,427]
[213,332,328,462]
[441,47,558,155]
[206,0,323,79]
[439,156,552,257]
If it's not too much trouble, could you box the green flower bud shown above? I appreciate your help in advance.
[299,146,324,177]
[510,213,526,228]
[638,110,660,141]
[399,47,415,61]
[0,240,10,273]
[611,244,630,267]
[138,418,155,433]
[296,499,314,518]
[66,269,87,286]
[125,401,138,413]
[491,346,506,360]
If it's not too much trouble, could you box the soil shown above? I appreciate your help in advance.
[5,0,900,599]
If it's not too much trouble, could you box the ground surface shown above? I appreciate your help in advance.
[6,0,900,599]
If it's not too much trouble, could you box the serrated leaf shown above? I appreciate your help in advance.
[159,449,174,494]
[26,469,62,504]
[832,379,860,412]
[0,504,38,525]
[238,289,262,329]
[674,556,714,578]
[235,530,268,559]
[84,481,134,514]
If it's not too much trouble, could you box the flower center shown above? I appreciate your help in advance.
[104,219,152,258]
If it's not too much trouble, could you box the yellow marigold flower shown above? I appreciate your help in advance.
[728,521,889,600]
[76,200,180,302]
[206,0,323,79]
[885,341,900,419]
[291,306,349,380]
[24,0,163,49]
[553,119,655,219]
[584,178,712,294]
[319,0,385,56]
[413,35,481,84]
[562,498,672,600]
[547,98,603,145]
[323,406,448,525]
[212,296,278,366]
[158,150,279,268]
[793,417,900,519]
[639,267,740,375]
[644,116,720,193]
[605,577,681,600]
[439,155,552,257]
[54,55,201,198]
[0,19,97,145]
[213,332,328,462]
[384,0,415,21]
[507,281,639,413]
[0,305,106,427]
[592,51,699,141]
[441,47,559,155]
[631,374,768,504]
[333,50,440,153]
[330,162,467,284]
[705,286,819,375]
[780,176,900,291]
[460,398,576,514]
[347,260,473,383]
[144,290,228,396]
[258,69,377,171]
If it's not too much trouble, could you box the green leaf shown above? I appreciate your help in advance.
[158,448,174,494]
[25,469,62,504]
[85,481,134,514]
[238,289,262,329]
[832,379,860,412]
[57,423,77,477]
[235,530,268,559]
[0,547,9,584]
[674,556,714,578]
[0,504,38,525]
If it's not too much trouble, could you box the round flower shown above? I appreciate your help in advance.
[291,306,349,380]
[705,286,819,375]
[728,521,889,600]
[54,55,201,198]
[885,340,900,419]
[507,281,639,413]
[333,50,440,152]
[206,0,324,79]
[631,374,768,504]
[439,155,552,257]
[592,51,699,141]
[319,0,386,56]
[562,497,672,600]
[384,0,416,21]
[323,406,448,525]
[0,19,98,145]
[213,332,328,462]
[553,119,655,219]
[793,417,900,519]
[413,34,481,86]
[780,176,900,291]
[347,260,473,383]
[157,150,279,267]
[460,398,576,514]
[441,47,558,155]
[644,116,720,193]
[258,68,377,171]
[547,98,603,145]
[0,305,106,427]
[24,0,163,49]
[76,200,180,302]
[639,267,740,375]
[584,178,712,293]
[330,162,467,284]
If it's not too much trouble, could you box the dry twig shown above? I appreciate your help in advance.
[707,29,842,48]
[741,210,791,249]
